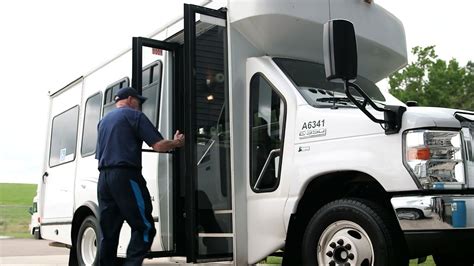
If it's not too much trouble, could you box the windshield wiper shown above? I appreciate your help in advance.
[315,97,356,108]
[316,96,387,109]
[316,97,352,103]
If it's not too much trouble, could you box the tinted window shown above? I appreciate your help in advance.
[142,68,151,87]
[81,93,102,156]
[250,74,285,192]
[103,78,129,116]
[112,85,120,99]
[105,89,112,103]
[152,64,161,83]
[142,61,162,126]
[273,58,385,107]
[49,106,79,167]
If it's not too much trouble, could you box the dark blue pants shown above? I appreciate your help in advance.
[98,168,156,266]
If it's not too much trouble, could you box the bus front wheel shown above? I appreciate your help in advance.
[302,198,407,266]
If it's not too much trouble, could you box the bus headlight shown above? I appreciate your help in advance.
[404,130,465,189]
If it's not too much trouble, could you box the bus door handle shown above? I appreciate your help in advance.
[42,172,49,183]
[254,149,281,190]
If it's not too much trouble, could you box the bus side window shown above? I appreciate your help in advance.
[102,78,129,117]
[81,92,102,157]
[49,106,80,167]
[141,60,163,127]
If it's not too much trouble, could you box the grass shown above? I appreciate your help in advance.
[410,256,435,265]
[0,183,37,238]
[260,255,436,265]
[0,183,37,205]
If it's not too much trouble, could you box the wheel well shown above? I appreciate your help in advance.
[296,171,394,219]
[71,204,97,246]
[282,171,401,264]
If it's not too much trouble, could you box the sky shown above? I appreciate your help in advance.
[0,0,473,184]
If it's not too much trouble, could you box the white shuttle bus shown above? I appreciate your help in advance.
[39,0,474,265]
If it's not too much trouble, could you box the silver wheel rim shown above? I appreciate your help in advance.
[317,220,374,266]
[80,227,97,265]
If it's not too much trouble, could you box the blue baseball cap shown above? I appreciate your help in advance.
[114,87,147,103]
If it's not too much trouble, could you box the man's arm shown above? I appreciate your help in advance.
[151,130,184,152]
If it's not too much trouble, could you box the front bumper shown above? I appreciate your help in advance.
[391,194,474,230]
[391,194,474,257]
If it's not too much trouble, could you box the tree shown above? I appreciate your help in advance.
[389,46,473,111]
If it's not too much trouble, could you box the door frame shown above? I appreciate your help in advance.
[132,4,230,261]
[132,37,180,257]
[183,4,229,263]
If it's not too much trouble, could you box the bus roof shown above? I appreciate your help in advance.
[229,0,407,82]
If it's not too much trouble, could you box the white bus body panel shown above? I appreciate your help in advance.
[245,57,299,263]
[41,79,83,245]
[245,57,419,263]
[227,26,264,265]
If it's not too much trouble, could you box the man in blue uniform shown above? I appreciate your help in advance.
[96,87,184,266]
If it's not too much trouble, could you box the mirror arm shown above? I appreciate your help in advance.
[344,81,406,134]
[344,81,385,123]
[345,81,384,111]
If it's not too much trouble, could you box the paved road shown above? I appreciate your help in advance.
[0,238,69,265]
[0,238,233,265]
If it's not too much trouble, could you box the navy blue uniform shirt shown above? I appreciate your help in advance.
[96,107,163,170]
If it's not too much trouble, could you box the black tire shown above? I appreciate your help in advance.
[33,227,41,239]
[76,216,100,266]
[302,198,408,266]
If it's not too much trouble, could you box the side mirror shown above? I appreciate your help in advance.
[323,19,358,82]
[28,207,34,215]
[323,19,406,135]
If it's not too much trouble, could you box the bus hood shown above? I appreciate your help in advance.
[402,107,473,130]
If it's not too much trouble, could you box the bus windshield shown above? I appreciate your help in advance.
[273,58,385,108]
